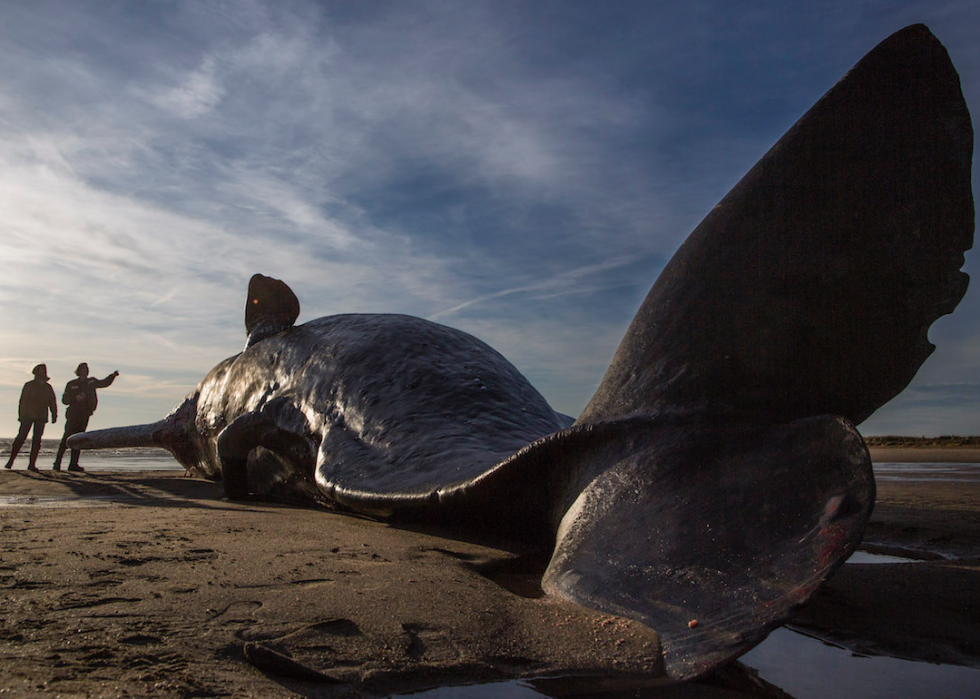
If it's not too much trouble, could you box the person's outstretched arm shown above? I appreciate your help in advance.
[94,371,120,389]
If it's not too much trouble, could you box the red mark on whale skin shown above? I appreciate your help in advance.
[753,494,862,617]
[818,523,848,569]
[816,495,851,570]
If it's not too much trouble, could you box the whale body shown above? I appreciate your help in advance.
[72,25,973,680]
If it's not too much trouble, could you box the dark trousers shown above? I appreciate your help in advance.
[6,420,46,468]
[54,412,90,468]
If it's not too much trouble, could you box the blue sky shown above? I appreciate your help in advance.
[1,0,978,438]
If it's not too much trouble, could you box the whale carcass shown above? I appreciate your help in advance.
[71,24,973,680]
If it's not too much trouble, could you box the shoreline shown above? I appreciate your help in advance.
[1,444,977,470]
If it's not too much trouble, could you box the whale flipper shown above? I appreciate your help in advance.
[216,399,321,504]
[579,24,973,428]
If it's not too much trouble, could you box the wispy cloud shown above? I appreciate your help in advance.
[0,1,978,435]
[148,55,224,119]
[427,254,643,320]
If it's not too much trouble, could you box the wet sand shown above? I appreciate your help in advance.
[0,470,670,698]
[0,448,977,697]
[788,448,980,669]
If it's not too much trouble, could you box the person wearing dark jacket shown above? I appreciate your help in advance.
[4,364,58,472]
[53,363,118,472]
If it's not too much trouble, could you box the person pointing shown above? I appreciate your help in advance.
[53,363,119,472]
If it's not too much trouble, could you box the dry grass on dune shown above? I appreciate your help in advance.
[864,435,980,448]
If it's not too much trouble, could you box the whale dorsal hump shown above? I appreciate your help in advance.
[245,274,301,348]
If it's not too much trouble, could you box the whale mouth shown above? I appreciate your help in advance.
[68,392,204,471]
[69,423,164,450]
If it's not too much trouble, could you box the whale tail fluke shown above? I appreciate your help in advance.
[548,24,972,679]
[541,415,874,679]
[578,24,973,429]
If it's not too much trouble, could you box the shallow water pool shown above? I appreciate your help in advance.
[845,550,917,564]
[394,628,980,698]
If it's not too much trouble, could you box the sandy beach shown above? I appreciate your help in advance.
[0,448,977,697]
[0,469,670,698]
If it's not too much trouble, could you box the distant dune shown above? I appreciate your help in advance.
[864,435,980,448]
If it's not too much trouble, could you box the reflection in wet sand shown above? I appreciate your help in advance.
[873,462,980,482]
[398,628,980,698]
[741,628,980,699]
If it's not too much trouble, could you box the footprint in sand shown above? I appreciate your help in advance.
[401,622,460,662]
[206,600,262,622]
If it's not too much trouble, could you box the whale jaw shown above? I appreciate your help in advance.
[68,392,208,474]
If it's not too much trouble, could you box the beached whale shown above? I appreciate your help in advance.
[71,24,973,680]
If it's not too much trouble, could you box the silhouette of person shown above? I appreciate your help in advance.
[53,363,119,472]
[4,364,58,472]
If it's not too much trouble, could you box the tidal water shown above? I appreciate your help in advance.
[5,438,980,481]
[739,628,980,699]
[393,626,980,698]
[0,437,178,472]
[874,462,980,482]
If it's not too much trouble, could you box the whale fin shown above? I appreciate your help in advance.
[245,274,301,348]
[579,24,974,427]
[216,398,321,505]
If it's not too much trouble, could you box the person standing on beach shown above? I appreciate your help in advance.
[4,364,58,472]
[53,363,119,472]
